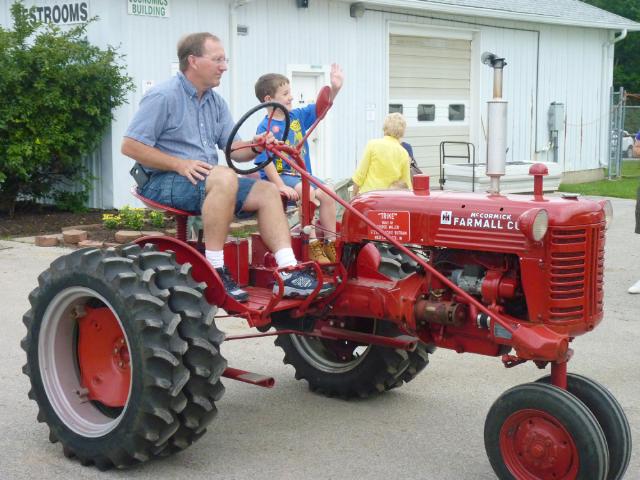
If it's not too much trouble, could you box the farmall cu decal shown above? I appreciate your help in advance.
[440,210,519,231]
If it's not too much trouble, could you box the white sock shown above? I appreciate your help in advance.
[274,247,297,268]
[205,250,225,269]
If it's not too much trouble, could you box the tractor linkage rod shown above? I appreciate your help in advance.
[222,367,275,388]
[225,328,418,351]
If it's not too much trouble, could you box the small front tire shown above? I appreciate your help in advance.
[484,382,609,480]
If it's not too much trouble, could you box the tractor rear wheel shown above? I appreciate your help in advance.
[21,248,189,469]
[275,318,409,398]
[484,382,608,480]
[537,373,631,480]
[122,244,226,454]
[389,342,435,389]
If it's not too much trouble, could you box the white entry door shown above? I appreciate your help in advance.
[288,67,331,180]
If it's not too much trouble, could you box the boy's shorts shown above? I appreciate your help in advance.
[140,171,256,219]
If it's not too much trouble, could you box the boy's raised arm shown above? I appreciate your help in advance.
[330,63,344,100]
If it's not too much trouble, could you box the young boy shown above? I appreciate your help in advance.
[254,64,343,263]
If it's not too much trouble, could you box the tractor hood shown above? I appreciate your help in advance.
[341,189,607,254]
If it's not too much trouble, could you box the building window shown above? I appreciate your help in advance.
[389,104,403,114]
[449,104,465,121]
[417,104,435,122]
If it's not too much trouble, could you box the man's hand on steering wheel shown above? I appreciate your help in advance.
[225,101,290,175]
[176,159,213,185]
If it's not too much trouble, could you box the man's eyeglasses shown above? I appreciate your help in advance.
[193,55,230,65]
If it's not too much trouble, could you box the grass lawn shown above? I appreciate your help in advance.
[558,160,640,199]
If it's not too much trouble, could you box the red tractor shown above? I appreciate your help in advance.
[21,54,630,479]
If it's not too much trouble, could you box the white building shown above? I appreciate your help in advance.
[2,0,639,207]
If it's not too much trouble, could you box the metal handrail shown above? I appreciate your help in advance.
[439,141,477,192]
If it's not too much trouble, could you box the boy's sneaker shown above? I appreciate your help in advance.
[324,240,337,263]
[309,240,331,264]
[274,268,334,298]
[216,267,249,302]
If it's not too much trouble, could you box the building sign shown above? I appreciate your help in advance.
[128,0,170,18]
[29,2,89,25]
[367,211,410,242]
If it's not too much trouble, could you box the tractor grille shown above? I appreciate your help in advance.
[547,224,604,322]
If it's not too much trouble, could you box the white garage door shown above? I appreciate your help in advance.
[389,34,472,180]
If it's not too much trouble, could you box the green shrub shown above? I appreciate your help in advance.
[148,210,166,228]
[119,206,145,230]
[102,213,121,229]
[0,2,134,216]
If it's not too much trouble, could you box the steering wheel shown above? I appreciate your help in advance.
[224,101,291,175]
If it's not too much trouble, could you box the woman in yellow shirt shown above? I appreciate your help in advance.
[352,113,412,195]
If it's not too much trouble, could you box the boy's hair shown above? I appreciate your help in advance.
[383,112,407,139]
[255,73,290,102]
[177,32,220,73]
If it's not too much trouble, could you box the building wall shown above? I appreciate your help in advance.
[1,0,615,208]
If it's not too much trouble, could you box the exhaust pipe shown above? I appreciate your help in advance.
[481,52,508,195]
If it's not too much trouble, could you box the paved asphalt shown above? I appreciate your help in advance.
[0,196,638,480]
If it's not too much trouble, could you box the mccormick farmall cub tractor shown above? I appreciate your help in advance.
[22,53,631,479]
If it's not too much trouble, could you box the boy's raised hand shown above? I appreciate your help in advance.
[330,63,344,99]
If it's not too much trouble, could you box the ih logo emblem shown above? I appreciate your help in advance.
[441,210,452,225]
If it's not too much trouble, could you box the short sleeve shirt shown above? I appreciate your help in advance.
[254,104,316,179]
[124,72,238,169]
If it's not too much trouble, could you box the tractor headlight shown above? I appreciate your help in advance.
[599,199,613,229]
[519,208,549,242]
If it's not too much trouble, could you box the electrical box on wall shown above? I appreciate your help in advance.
[548,102,565,131]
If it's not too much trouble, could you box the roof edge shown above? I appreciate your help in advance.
[345,0,640,31]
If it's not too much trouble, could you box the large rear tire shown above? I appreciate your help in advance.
[122,244,226,454]
[485,382,609,480]
[537,373,631,480]
[275,318,410,398]
[389,342,435,388]
[21,248,189,469]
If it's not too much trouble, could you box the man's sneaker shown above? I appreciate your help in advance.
[215,267,249,302]
[273,268,334,298]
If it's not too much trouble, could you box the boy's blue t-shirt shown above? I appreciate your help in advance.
[255,104,317,179]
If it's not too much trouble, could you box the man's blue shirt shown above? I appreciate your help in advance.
[124,72,238,169]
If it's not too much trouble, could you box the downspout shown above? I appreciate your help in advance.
[228,0,256,117]
[229,1,239,117]
[613,29,628,44]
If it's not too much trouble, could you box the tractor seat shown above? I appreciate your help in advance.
[131,187,196,242]
[131,187,198,217]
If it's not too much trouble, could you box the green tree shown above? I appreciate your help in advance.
[584,0,640,92]
[0,2,134,216]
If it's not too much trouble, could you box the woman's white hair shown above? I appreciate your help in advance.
[383,112,406,138]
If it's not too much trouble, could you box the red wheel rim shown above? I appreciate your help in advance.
[77,306,131,407]
[500,409,579,480]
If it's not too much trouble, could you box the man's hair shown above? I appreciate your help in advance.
[255,73,290,102]
[383,112,407,139]
[177,32,220,72]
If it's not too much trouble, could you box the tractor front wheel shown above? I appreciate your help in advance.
[537,373,631,480]
[484,382,609,480]
[21,248,189,469]
[275,318,409,398]
[122,244,227,454]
